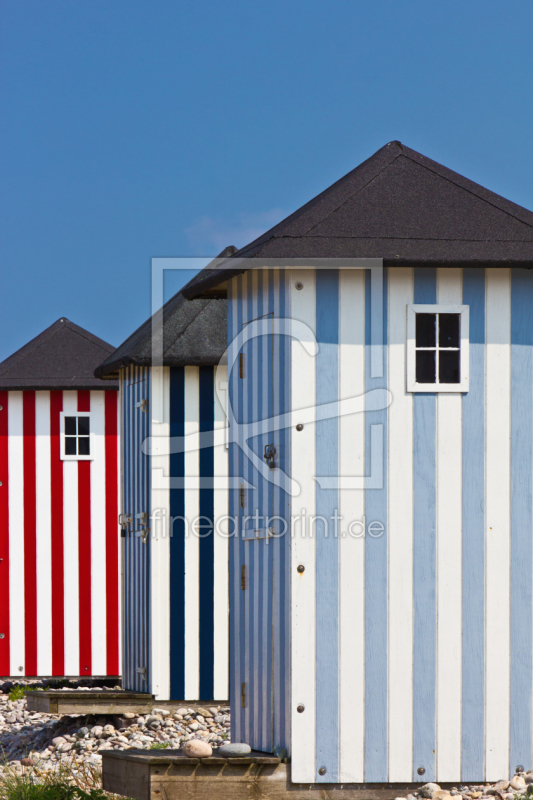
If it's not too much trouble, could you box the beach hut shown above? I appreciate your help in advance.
[0,318,120,679]
[182,141,533,784]
[95,289,229,702]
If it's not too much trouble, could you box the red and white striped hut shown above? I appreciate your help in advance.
[0,318,120,679]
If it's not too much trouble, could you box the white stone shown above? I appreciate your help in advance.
[511,777,526,791]
[182,739,212,757]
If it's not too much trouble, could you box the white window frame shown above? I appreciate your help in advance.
[59,411,93,461]
[407,304,469,393]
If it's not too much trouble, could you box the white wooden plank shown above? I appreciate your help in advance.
[338,268,366,782]
[35,391,52,676]
[184,366,200,700]
[387,267,415,781]
[151,367,171,699]
[290,268,317,782]
[213,364,229,700]
[436,268,463,781]
[8,392,25,676]
[117,389,123,673]
[485,268,511,781]
[90,391,107,676]
[62,391,79,676]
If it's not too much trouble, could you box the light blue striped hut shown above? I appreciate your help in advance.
[182,141,533,784]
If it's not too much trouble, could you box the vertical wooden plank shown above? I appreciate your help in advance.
[0,392,10,675]
[77,390,92,676]
[412,268,437,781]
[62,390,79,676]
[90,390,107,676]
[23,391,37,675]
[50,390,64,676]
[105,390,120,677]
[485,268,511,781]
[198,366,215,701]
[315,269,340,783]
[213,364,229,700]
[510,268,533,772]
[169,366,186,699]
[184,366,200,700]
[461,268,486,781]
[35,391,52,676]
[338,268,366,782]
[8,392,24,676]
[388,267,414,782]
[436,268,463,781]
[290,268,317,782]
[364,267,389,782]
[151,366,171,699]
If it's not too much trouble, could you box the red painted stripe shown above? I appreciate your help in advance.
[50,391,64,675]
[23,392,37,675]
[77,390,92,676]
[0,392,10,674]
[105,391,120,676]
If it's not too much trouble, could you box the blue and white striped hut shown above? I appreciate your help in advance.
[182,141,533,784]
[96,288,229,702]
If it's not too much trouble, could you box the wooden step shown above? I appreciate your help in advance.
[25,690,155,715]
[102,749,438,800]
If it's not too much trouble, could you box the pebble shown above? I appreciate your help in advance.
[182,739,213,757]
[218,743,252,757]
[511,777,527,791]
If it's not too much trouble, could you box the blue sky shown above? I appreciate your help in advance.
[1,0,533,359]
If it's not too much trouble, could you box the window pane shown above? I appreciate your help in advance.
[65,416,77,435]
[416,350,436,383]
[65,437,77,456]
[78,417,90,436]
[439,314,460,348]
[78,437,90,456]
[440,350,460,383]
[416,313,436,347]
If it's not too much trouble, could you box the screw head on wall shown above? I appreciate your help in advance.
[516,766,525,774]
[297,564,305,574]
[295,282,304,290]
[296,423,303,431]
[318,767,326,776]
[297,704,305,713]
[417,767,425,775]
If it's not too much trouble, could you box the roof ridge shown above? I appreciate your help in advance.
[400,146,533,229]
[301,149,404,237]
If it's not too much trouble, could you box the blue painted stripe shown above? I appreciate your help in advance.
[315,269,340,783]
[199,366,215,700]
[510,269,533,772]
[364,266,388,781]
[236,274,246,739]
[227,279,239,741]
[461,269,486,781]
[279,270,291,751]
[412,267,437,781]
[169,367,186,699]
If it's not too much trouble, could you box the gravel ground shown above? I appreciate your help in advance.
[0,683,230,775]
[395,774,533,800]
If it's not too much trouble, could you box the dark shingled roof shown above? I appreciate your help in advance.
[95,291,227,378]
[0,318,118,391]
[182,140,533,299]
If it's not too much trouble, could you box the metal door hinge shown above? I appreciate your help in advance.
[119,513,132,526]
[241,682,246,708]
[264,443,276,469]
[241,565,246,590]
[136,667,147,680]
[240,484,245,509]
[135,399,148,413]
[239,353,245,379]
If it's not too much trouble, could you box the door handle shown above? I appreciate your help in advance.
[264,444,276,470]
